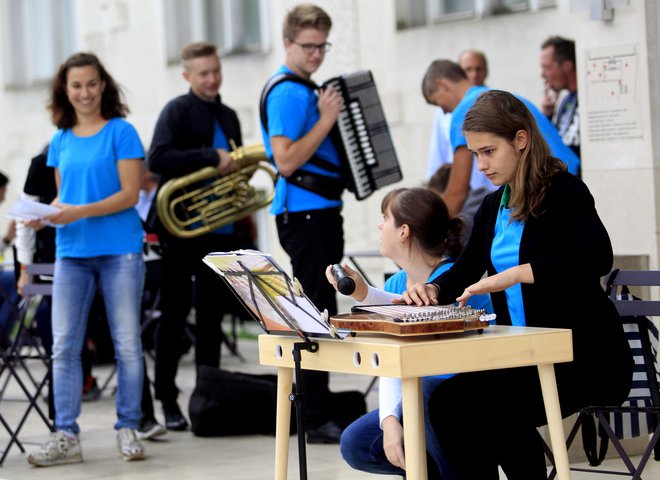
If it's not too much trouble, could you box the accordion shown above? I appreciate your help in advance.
[330,304,495,336]
[323,70,403,200]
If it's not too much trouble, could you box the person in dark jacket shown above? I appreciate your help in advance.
[148,41,243,431]
[402,90,632,479]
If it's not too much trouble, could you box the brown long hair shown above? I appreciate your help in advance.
[381,187,463,260]
[463,90,566,221]
[48,52,129,129]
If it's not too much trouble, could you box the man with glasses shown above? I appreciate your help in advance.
[259,3,347,444]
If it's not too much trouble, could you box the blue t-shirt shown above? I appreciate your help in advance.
[491,185,526,326]
[212,119,234,234]
[451,86,580,176]
[47,118,145,258]
[450,86,489,154]
[260,65,343,215]
[449,86,497,196]
[384,262,493,314]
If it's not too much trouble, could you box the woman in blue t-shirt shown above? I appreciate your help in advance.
[325,187,492,480]
[28,53,146,466]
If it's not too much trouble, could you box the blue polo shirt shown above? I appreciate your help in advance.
[260,65,343,215]
[491,185,526,326]
[212,119,234,234]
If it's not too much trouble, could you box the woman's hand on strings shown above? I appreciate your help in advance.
[394,282,439,306]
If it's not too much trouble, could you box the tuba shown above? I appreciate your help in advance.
[156,142,276,239]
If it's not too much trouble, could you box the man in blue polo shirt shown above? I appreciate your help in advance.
[421,59,580,220]
[260,4,347,444]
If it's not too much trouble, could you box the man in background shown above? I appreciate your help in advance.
[149,41,242,431]
[426,50,491,239]
[540,36,580,169]
[422,60,580,218]
[459,50,488,87]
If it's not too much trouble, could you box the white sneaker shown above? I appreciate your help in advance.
[117,427,146,461]
[27,431,83,467]
[137,418,167,440]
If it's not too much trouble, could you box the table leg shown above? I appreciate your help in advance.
[538,364,571,480]
[401,377,427,480]
[275,367,294,480]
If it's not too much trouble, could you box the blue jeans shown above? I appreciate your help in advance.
[52,254,144,434]
[340,376,456,480]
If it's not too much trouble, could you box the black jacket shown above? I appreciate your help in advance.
[434,171,632,408]
[23,147,56,263]
[149,89,243,183]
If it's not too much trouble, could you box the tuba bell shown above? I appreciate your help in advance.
[156,142,276,239]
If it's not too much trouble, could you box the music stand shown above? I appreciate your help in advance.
[203,250,347,480]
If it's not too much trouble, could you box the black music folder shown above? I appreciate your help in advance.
[203,250,347,340]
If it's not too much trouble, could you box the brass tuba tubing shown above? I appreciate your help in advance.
[156,143,276,238]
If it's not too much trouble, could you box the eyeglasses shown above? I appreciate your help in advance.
[292,41,332,54]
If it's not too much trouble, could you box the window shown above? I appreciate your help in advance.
[395,0,556,29]
[396,0,475,28]
[163,0,269,63]
[2,0,77,88]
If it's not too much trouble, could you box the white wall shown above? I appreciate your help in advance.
[0,0,655,277]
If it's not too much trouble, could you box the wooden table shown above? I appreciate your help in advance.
[258,325,573,480]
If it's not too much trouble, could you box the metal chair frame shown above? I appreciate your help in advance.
[0,263,54,466]
[547,269,660,479]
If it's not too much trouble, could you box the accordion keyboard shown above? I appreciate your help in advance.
[324,70,402,200]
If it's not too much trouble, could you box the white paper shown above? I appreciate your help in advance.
[7,199,60,221]
[278,294,328,335]
[203,250,346,338]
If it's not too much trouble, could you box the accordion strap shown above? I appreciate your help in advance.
[259,73,317,136]
[284,168,344,200]
[260,73,346,198]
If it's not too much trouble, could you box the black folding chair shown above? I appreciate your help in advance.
[0,263,54,465]
[547,269,660,479]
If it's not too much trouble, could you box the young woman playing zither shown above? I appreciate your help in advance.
[401,90,632,479]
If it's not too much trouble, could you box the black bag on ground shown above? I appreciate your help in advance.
[329,390,367,429]
[189,366,367,437]
[189,366,296,437]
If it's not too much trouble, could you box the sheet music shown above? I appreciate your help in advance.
[278,296,329,335]
[204,250,345,338]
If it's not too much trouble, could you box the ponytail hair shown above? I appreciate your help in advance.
[381,187,464,259]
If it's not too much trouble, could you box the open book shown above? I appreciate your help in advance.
[203,250,346,339]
